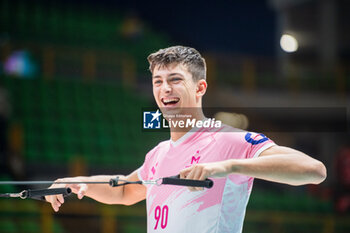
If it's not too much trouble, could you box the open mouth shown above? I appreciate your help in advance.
[161,97,180,106]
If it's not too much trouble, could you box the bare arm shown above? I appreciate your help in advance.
[180,145,327,191]
[46,170,146,212]
[231,146,327,185]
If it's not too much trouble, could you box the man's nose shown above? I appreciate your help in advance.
[161,82,172,93]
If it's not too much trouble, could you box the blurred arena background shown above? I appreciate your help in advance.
[0,0,349,232]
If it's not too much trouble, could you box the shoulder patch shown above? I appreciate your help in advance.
[244,132,268,145]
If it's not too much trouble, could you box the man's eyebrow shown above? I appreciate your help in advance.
[152,73,184,79]
[168,73,184,77]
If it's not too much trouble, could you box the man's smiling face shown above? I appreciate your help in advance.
[152,63,200,112]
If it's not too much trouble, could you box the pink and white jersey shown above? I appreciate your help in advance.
[138,125,275,233]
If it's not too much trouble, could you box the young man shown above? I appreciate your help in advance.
[46,46,327,233]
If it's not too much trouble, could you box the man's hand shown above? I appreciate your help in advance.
[45,177,88,212]
[44,171,146,211]
[179,160,231,191]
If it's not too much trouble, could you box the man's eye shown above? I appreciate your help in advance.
[154,80,162,85]
[172,78,181,82]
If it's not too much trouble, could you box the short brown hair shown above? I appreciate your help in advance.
[147,46,206,81]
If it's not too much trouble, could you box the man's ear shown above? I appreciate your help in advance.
[196,79,207,97]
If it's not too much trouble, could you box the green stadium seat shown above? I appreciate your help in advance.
[53,221,65,233]
[18,221,41,233]
[2,76,157,167]
[0,220,18,233]
[0,176,17,194]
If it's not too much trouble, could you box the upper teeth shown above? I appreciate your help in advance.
[163,98,178,103]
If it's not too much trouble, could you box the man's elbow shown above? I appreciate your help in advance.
[288,161,327,186]
[310,160,327,184]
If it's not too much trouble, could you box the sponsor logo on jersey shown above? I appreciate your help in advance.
[245,132,269,145]
[186,150,201,168]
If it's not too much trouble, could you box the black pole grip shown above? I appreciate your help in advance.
[162,175,213,188]
[22,188,72,201]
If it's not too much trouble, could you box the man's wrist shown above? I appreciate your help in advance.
[226,159,240,174]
